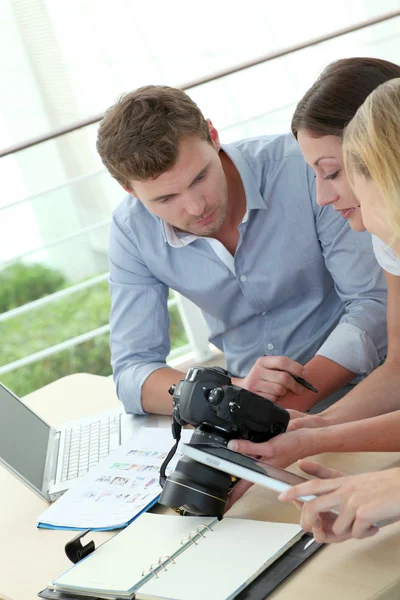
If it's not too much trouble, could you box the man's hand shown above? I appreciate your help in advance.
[234,356,308,402]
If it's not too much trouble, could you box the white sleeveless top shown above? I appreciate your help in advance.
[372,235,400,276]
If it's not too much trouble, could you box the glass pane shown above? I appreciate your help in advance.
[0,280,111,363]
[169,304,189,351]
[1,280,189,395]
[1,332,113,397]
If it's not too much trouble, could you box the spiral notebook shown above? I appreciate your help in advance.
[45,513,303,600]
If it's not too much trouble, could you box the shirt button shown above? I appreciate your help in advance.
[261,312,266,316]
[240,275,247,282]
[267,343,274,350]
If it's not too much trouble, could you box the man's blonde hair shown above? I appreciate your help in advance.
[96,85,212,188]
[343,77,400,242]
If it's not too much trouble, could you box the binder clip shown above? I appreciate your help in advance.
[65,529,95,564]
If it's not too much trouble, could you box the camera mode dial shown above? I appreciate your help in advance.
[207,387,224,405]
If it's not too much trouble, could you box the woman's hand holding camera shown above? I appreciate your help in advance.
[225,426,319,511]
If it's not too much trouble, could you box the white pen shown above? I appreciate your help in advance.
[304,537,316,550]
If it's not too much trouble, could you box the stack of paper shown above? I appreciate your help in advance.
[37,427,192,530]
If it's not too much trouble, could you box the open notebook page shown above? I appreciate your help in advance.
[53,514,302,599]
[53,514,218,596]
[139,518,303,600]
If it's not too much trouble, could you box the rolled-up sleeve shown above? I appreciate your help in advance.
[108,214,171,414]
[308,173,388,376]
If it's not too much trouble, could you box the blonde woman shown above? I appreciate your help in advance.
[278,78,400,542]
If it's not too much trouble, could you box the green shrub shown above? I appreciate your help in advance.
[1,274,189,397]
[0,262,66,312]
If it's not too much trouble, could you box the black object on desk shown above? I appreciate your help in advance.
[65,530,95,564]
[236,532,323,600]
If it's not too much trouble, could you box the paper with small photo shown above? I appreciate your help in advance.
[37,427,192,530]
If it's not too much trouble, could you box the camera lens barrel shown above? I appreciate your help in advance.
[158,457,232,518]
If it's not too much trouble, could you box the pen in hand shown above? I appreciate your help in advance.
[278,370,318,394]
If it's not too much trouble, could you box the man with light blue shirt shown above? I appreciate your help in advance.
[97,85,387,416]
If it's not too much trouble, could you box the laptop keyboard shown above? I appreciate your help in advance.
[60,413,122,482]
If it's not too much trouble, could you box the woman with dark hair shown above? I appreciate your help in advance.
[292,57,400,232]
[228,58,400,542]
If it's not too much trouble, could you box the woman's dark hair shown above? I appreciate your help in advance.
[291,57,400,139]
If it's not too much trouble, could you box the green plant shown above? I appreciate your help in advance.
[1,274,189,397]
[0,262,66,312]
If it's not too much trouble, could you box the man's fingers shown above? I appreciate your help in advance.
[254,391,279,403]
[225,480,254,512]
[250,379,302,398]
[257,368,306,396]
[260,356,307,378]
[243,356,309,399]
[297,460,343,480]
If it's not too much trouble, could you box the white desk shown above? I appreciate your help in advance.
[1,374,400,600]
[0,374,168,600]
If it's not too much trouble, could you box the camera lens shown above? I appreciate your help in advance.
[158,455,232,518]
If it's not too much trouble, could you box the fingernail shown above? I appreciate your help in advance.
[228,440,238,451]
[302,368,308,376]
[278,492,286,501]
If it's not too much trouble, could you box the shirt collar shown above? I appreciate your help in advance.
[161,141,266,247]
[221,142,268,211]
[162,223,198,247]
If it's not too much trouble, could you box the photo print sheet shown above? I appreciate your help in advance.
[37,427,192,530]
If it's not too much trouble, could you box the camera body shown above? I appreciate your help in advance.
[170,366,289,444]
[158,366,290,518]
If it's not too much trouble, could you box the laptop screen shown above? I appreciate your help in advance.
[0,383,50,492]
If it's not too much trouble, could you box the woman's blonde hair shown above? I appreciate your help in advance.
[343,77,400,242]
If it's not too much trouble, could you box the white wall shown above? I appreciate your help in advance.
[0,0,400,279]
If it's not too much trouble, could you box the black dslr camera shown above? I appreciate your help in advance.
[158,366,290,518]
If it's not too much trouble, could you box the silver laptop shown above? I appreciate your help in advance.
[0,381,139,501]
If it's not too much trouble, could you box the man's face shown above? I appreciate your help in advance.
[130,136,229,237]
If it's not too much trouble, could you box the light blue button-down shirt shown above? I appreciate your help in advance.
[108,134,388,415]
